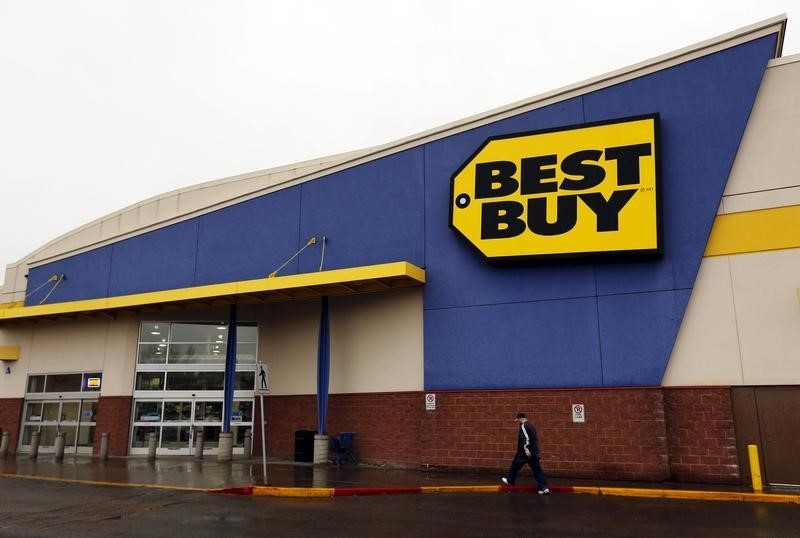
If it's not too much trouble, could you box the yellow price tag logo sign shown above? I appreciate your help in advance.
[450,115,661,260]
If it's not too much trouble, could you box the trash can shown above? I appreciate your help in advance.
[294,429,316,462]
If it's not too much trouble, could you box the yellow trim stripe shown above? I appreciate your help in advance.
[0,261,425,321]
[705,205,800,256]
[0,301,24,310]
[0,346,20,360]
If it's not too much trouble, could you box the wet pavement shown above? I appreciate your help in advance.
[0,452,793,498]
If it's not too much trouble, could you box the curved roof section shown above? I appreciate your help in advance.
[1,14,786,300]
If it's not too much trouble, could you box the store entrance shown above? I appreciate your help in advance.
[130,398,251,456]
[20,398,98,454]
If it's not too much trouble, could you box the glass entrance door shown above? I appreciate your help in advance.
[131,399,239,455]
[20,399,97,454]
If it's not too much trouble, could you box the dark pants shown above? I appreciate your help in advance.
[506,455,548,489]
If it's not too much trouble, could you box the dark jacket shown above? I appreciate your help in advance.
[516,421,540,460]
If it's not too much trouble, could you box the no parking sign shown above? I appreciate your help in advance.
[572,403,585,423]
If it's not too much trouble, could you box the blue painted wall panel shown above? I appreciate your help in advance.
[195,187,302,284]
[425,297,603,390]
[597,291,680,386]
[25,246,112,305]
[108,219,200,296]
[296,150,426,273]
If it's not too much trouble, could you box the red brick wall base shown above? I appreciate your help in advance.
[95,396,132,456]
[261,387,741,484]
[0,398,23,455]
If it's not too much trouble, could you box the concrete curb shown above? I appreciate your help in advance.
[248,483,800,504]
[4,472,798,504]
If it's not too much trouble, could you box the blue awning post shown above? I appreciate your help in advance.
[222,304,238,433]
[316,296,330,435]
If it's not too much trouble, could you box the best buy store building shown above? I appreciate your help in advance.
[1,16,799,487]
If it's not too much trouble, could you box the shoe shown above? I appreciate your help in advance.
[538,488,550,495]
[501,477,511,486]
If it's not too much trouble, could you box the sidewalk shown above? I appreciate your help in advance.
[1,454,798,505]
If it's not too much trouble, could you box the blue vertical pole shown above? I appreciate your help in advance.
[316,296,330,435]
[223,304,237,433]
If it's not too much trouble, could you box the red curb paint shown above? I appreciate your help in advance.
[213,486,254,495]
[333,487,423,496]
[499,485,538,493]
[551,485,573,493]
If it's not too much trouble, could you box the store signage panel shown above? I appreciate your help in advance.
[450,114,661,260]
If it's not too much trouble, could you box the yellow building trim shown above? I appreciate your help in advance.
[705,205,800,256]
[0,346,20,360]
[0,301,24,310]
[0,261,425,322]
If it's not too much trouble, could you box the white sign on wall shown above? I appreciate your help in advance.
[425,393,436,411]
[572,403,585,423]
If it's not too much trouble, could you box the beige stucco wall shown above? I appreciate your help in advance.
[261,288,424,395]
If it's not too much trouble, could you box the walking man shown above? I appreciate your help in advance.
[502,412,549,494]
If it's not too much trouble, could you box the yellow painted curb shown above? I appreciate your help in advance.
[253,486,334,497]
[573,486,800,504]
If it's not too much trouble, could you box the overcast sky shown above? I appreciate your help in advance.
[1,1,797,285]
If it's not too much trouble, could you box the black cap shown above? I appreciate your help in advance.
[515,412,526,420]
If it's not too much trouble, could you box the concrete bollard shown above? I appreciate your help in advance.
[99,432,110,460]
[0,431,10,458]
[217,432,233,462]
[29,431,41,461]
[194,430,204,459]
[147,432,157,460]
[54,432,66,462]
[313,434,329,465]
[243,429,252,459]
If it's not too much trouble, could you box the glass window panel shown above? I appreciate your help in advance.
[138,343,168,364]
[42,402,60,421]
[61,402,80,422]
[233,400,253,422]
[134,401,162,422]
[39,426,58,446]
[171,322,226,343]
[195,401,222,422]
[81,401,98,422]
[25,402,43,421]
[199,426,220,448]
[235,371,255,390]
[231,425,251,448]
[237,324,257,343]
[82,373,102,392]
[161,426,190,448]
[46,374,82,393]
[163,401,192,422]
[77,425,95,447]
[131,426,158,448]
[168,344,224,364]
[139,322,169,343]
[166,371,224,391]
[135,372,165,391]
[27,375,45,393]
[59,426,77,447]
[21,425,38,445]
[235,343,257,364]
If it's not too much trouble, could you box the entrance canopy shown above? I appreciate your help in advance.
[0,261,425,324]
